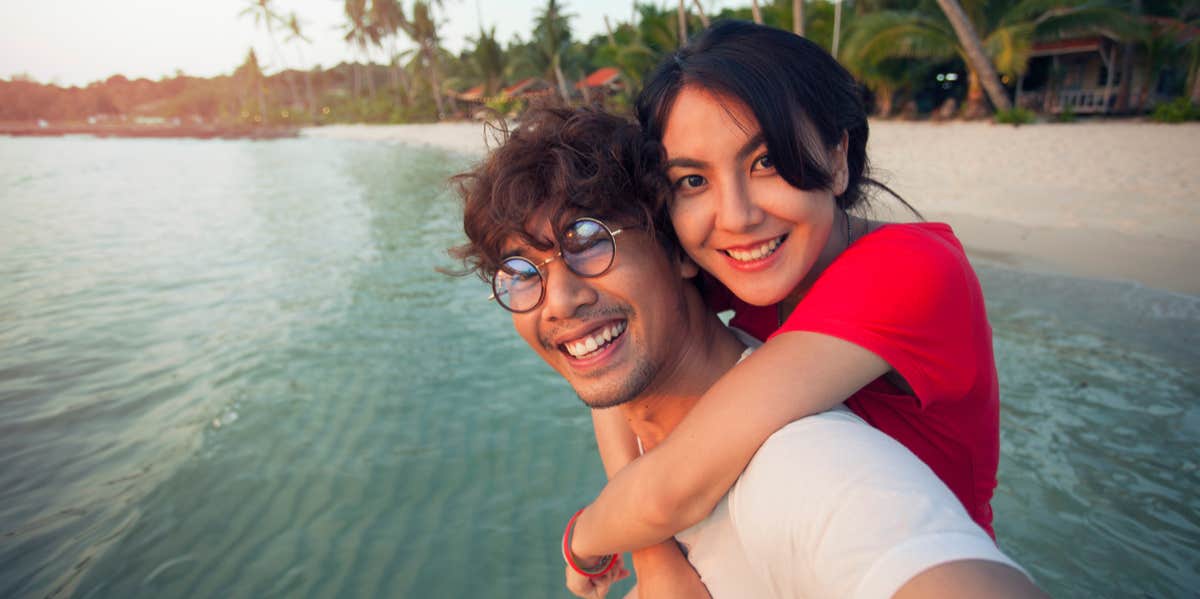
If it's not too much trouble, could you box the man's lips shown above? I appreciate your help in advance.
[554,319,628,360]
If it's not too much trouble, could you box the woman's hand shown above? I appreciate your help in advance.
[565,554,630,599]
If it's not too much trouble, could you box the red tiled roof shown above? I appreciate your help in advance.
[456,84,484,101]
[1031,37,1103,56]
[576,67,621,89]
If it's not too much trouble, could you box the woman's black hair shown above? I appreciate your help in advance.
[636,20,912,213]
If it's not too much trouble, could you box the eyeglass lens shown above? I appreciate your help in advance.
[492,218,617,312]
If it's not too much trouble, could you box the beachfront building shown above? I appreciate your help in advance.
[574,67,624,105]
[1017,36,1124,115]
[1017,20,1199,115]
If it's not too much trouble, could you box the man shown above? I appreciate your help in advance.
[451,107,1046,598]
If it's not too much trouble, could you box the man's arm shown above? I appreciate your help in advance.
[894,560,1049,599]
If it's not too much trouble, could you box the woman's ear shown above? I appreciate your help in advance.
[678,251,700,279]
[832,131,850,196]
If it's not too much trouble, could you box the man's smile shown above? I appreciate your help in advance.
[560,319,628,359]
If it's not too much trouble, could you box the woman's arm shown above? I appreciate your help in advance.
[585,410,712,599]
[571,331,890,560]
[592,408,640,478]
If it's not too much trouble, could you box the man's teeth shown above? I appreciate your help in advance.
[566,322,627,358]
[725,237,782,262]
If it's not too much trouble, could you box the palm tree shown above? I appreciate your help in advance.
[692,0,711,28]
[535,0,575,104]
[233,48,268,122]
[283,13,318,118]
[751,0,764,25]
[934,0,1011,111]
[468,26,507,96]
[240,0,303,113]
[403,1,451,117]
[831,0,842,58]
[842,0,1131,117]
[342,0,377,98]
[795,0,806,36]
[677,0,688,45]
[369,0,415,105]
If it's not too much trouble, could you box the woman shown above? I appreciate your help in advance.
[566,20,1002,593]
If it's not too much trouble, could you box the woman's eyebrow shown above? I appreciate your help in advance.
[665,132,767,170]
[735,132,767,162]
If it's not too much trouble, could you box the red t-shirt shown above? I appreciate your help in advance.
[704,223,998,537]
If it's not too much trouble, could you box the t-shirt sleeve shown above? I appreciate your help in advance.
[772,227,984,407]
[727,412,1025,599]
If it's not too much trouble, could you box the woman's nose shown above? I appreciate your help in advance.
[714,175,765,233]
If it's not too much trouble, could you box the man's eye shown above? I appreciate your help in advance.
[752,154,775,171]
[675,174,706,190]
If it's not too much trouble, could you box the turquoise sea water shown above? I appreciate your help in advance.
[1,136,1197,598]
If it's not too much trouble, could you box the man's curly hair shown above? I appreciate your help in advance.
[449,106,675,281]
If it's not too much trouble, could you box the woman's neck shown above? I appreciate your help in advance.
[779,211,872,321]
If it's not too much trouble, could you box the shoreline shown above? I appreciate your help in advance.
[308,121,1194,297]
[0,122,299,140]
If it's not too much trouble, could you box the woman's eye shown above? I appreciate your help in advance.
[752,154,775,171]
[675,174,706,190]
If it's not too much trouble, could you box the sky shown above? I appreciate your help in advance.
[0,0,743,87]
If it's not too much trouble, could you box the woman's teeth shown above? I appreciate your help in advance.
[724,237,783,262]
[565,321,627,358]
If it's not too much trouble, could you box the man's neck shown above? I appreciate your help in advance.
[617,291,747,452]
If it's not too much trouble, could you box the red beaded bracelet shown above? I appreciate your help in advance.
[561,508,618,578]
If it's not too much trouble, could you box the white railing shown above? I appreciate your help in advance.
[1053,90,1113,113]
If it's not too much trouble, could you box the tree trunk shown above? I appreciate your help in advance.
[305,69,317,117]
[935,0,1012,112]
[553,55,571,105]
[677,0,687,46]
[794,0,805,37]
[831,0,842,58]
[691,0,710,28]
[1115,0,1141,113]
[365,60,377,98]
[751,0,763,25]
[1192,62,1200,104]
[963,70,989,119]
[1116,43,1135,112]
[426,45,447,118]
[876,86,894,117]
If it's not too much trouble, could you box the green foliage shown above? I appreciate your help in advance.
[1151,97,1200,122]
[484,95,526,117]
[1056,104,1077,123]
[993,106,1036,125]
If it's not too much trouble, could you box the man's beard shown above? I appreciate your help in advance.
[573,356,657,409]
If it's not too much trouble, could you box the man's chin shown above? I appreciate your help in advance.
[576,391,637,410]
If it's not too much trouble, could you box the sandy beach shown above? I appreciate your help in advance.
[304,121,1200,296]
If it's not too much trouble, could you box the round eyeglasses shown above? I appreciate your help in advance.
[490,217,624,313]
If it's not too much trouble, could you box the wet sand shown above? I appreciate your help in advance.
[304,120,1200,296]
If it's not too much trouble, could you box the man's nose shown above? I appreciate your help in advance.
[541,259,598,321]
[715,175,765,233]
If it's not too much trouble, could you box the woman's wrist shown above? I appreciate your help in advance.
[563,508,615,577]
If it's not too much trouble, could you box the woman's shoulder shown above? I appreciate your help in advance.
[839,221,970,279]
[859,222,962,252]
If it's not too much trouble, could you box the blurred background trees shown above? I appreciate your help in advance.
[2,0,1196,125]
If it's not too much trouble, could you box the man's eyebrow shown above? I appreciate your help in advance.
[664,156,705,170]
[664,132,767,170]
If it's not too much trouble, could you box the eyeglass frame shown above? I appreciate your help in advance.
[488,217,625,313]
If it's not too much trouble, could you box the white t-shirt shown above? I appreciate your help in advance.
[674,338,1025,598]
